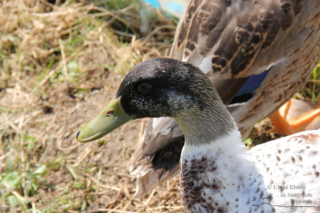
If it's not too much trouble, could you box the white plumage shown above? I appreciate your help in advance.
[181,127,320,212]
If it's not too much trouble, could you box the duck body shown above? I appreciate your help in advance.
[129,0,320,196]
[180,129,320,213]
[77,58,320,212]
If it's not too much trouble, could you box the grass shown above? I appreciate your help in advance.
[0,0,177,212]
[301,63,320,102]
[0,0,319,212]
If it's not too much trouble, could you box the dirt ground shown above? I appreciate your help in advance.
[0,0,186,212]
[0,0,319,213]
[1,69,184,212]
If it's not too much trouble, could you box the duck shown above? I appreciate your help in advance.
[77,58,320,212]
[124,0,320,196]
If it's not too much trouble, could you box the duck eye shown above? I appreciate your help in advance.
[138,83,152,93]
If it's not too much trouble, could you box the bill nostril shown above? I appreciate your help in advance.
[106,110,114,117]
[76,131,81,139]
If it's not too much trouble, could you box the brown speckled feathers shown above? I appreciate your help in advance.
[129,0,320,196]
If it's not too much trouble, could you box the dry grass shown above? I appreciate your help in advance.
[0,0,182,212]
[0,0,319,212]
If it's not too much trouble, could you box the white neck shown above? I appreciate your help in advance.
[181,129,248,177]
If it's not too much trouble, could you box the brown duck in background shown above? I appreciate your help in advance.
[126,0,320,196]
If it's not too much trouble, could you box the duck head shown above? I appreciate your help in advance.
[76,58,231,143]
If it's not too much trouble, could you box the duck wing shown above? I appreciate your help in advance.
[129,0,320,196]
